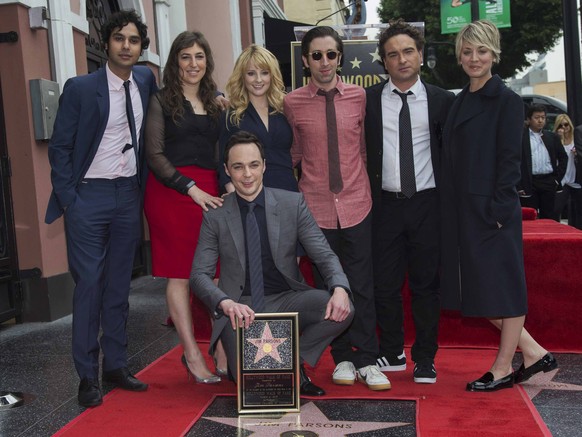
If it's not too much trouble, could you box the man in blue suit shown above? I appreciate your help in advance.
[45,10,157,407]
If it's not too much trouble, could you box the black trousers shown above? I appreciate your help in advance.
[555,184,582,229]
[312,212,378,369]
[372,189,440,364]
[520,174,558,220]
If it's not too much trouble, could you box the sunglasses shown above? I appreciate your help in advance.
[307,51,340,61]
[558,123,569,128]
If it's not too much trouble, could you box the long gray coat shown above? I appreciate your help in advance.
[440,75,527,317]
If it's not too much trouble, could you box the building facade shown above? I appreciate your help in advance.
[0,0,295,323]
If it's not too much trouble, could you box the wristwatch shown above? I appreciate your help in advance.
[185,180,196,193]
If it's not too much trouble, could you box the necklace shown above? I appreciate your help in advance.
[185,98,198,112]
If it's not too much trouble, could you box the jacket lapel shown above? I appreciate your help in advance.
[264,189,280,261]
[95,68,110,150]
[224,195,246,270]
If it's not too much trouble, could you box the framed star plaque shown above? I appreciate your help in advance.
[237,312,300,414]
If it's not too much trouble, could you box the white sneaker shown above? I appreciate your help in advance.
[358,365,391,391]
[332,361,356,385]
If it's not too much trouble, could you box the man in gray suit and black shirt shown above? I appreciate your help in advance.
[190,131,354,396]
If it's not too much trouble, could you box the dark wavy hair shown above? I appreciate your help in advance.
[300,26,344,77]
[101,9,150,54]
[378,19,424,61]
[159,31,220,122]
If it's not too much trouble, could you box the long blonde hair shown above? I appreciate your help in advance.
[225,45,286,126]
[553,114,574,145]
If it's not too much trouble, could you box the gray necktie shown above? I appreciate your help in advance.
[394,90,416,198]
[246,203,265,312]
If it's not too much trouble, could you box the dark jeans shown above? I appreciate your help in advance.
[312,213,378,369]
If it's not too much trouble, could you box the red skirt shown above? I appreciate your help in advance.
[144,165,218,279]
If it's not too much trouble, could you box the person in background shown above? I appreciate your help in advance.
[45,10,157,407]
[518,104,567,220]
[219,45,297,194]
[144,31,224,384]
[284,26,390,391]
[440,20,557,392]
[553,114,582,228]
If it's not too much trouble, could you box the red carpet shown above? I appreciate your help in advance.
[53,345,551,437]
[188,221,582,353]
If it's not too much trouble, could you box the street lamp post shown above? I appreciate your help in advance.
[316,0,367,26]
[563,0,582,125]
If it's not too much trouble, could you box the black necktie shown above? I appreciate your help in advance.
[317,88,343,194]
[246,203,265,312]
[123,80,139,180]
[394,90,416,198]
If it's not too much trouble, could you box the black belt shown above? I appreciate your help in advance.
[382,188,436,199]
[532,173,553,179]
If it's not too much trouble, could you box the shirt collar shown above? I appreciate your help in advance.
[529,128,543,138]
[307,75,345,98]
[236,187,266,210]
[388,76,422,96]
[106,62,134,92]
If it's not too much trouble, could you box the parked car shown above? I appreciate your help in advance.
[521,94,567,131]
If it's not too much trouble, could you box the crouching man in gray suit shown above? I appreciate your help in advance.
[191,131,354,396]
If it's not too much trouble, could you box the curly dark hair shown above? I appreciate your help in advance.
[101,9,150,54]
[378,19,424,61]
[300,26,344,77]
[159,31,220,122]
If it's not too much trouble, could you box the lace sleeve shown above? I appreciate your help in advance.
[144,94,192,194]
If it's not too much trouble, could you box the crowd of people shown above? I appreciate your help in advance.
[46,9,570,408]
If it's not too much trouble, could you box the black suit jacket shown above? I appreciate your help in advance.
[364,79,455,203]
[519,127,568,195]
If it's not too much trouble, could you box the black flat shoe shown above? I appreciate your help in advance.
[466,372,514,392]
[299,364,325,396]
[102,367,148,391]
[78,378,102,407]
[515,352,558,383]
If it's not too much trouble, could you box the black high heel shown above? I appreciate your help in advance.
[181,355,221,384]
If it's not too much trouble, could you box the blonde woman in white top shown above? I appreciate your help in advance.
[553,114,582,228]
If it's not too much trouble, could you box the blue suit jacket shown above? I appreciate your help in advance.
[45,65,157,224]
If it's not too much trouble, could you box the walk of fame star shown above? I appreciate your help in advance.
[520,368,582,399]
[247,322,287,364]
[206,401,411,437]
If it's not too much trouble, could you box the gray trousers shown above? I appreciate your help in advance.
[220,289,354,381]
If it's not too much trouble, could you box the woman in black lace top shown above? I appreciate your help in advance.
[144,31,224,383]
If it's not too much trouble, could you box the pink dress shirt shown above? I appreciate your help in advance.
[284,77,371,229]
